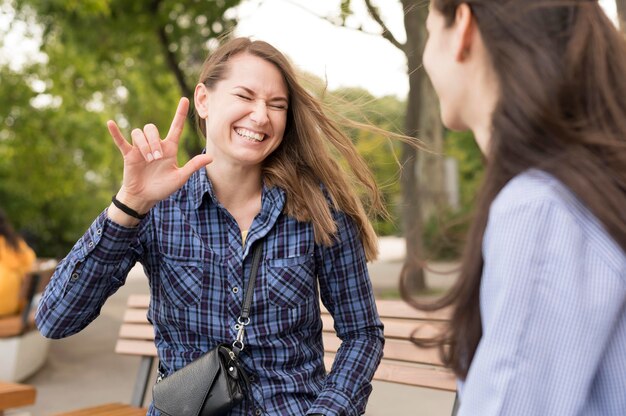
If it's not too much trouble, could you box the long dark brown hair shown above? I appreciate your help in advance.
[0,208,21,251]
[403,0,626,379]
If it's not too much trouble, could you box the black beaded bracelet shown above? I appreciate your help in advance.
[111,195,148,220]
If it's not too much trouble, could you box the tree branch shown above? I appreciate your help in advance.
[363,0,405,52]
[149,0,193,100]
[150,0,200,156]
[281,0,399,42]
[156,26,194,100]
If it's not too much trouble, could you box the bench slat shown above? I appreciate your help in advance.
[119,323,154,340]
[122,309,149,324]
[115,339,158,357]
[127,295,149,308]
[322,333,443,366]
[321,300,450,321]
[321,315,445,340]
[323,355,455,391]
[53,403,147,416]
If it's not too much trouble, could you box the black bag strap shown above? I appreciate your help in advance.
[233,241,263,354]
[241,242,263,320]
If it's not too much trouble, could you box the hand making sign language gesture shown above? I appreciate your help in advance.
[106,97,212,226]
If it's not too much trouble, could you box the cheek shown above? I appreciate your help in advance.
[422,39,435,76]
[272,113,288,137]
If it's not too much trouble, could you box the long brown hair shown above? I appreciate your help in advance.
[195,37,403,261]
[403,0,626,379]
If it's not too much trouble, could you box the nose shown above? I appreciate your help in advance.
[250,100,269,126]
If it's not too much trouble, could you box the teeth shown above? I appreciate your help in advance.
[235,128,265,142]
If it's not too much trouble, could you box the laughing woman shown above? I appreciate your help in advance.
[36,37,385,416]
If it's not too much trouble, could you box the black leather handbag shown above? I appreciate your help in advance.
[152,242,263,416]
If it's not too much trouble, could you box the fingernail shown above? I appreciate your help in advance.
[147,153,154,162]
[153,150,162,160]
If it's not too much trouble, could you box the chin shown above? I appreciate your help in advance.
[441,110,468,132]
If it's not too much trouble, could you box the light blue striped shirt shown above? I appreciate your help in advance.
[458,170,626,415]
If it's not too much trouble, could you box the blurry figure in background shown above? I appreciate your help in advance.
[403,1,626,415]
[0,208,36,317]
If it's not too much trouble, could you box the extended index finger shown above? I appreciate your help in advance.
[165,97,189,144]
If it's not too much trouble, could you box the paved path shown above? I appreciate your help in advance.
[10,238,458,415]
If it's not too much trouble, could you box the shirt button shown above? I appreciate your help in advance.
[232,287,239,294]
[88,241,94,248]
[248,375,255,382]
[255,409,262,416]
[96,228,102,235]
[70,272,79,281]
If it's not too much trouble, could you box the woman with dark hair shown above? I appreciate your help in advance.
[0,208,36,317]
[36,37,386,415]
[406,1,626,414]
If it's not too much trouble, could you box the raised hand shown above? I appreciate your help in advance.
[107,98,212,222]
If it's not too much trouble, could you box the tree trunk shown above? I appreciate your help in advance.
[399,1,447,293]
[151,0,203,157]
[399,0,428,293]
[617,0,626,33]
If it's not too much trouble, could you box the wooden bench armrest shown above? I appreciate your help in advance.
[0,381,36,413]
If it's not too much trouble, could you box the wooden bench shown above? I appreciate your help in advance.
[54,294,457,415]
[0,381,36,416]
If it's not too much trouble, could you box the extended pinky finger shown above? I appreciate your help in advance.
[107,120,133,156]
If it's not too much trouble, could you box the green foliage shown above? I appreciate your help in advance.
[422,207,471,260]
[340,0,352,23]
[422,130,484,259]
[444,130,484,207]
[1,0,241,257]
[314,85,406,236]
[0,64,113,257]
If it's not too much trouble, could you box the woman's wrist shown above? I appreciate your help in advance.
[107,190,154,226]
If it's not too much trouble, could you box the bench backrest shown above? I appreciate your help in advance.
[322,300,455,392]
[116,294,456,407]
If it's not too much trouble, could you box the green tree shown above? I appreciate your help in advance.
[324,86,406,236]
[1,0,241,257]
[324,0,444,292]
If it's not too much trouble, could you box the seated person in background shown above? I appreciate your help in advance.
[0,208,36,317]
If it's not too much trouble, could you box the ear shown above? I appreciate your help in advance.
[194,83,210,119]
[454,3,476,62]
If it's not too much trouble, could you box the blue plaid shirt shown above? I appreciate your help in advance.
[36,169,384,416]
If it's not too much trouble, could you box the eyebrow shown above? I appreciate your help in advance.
[234,86,289,104]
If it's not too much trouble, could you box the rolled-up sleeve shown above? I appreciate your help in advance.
[308,211,384,416]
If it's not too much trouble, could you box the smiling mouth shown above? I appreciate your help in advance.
[235,128,266,142]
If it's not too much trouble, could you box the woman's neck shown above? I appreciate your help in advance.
[205,161,263,229]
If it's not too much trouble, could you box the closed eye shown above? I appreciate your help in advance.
[234,93,252,101]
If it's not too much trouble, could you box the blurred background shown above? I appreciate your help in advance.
[1,1,624,414]
[0,0,621,293]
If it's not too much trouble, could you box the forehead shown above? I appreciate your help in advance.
[220,53,288,97]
